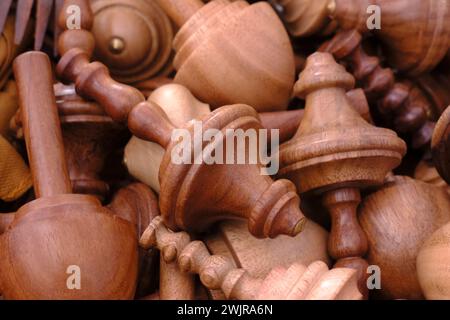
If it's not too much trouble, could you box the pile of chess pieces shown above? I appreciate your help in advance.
[0,0,449,300]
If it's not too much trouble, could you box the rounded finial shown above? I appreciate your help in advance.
[294,52,355,99]
[108,37,125,55]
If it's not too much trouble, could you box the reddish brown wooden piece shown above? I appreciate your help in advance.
[278,52,407,297]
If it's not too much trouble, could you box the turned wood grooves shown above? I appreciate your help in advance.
[278,52,406,297]
[158,0,296,112]
[14,52,72,198]
[140,216,363,300]
[57,48,306,239]
[320,29,435,149]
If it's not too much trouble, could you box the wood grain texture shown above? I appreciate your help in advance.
[169,0,295,112]
[331,0,450,75]
[0,51,138,299]
[272,0,337,37]
[205,219,330,280]
[320,29,435,150]
[107,183,161,299]
[90,0,174,83]
[14,51,72,197]
[359,176,450,299]
[140,217,362,300]
[58,0,95,57]
[57,50,306,239]
[432,105,450,184]
[415,158,450,195]
[125,84,308,193]
[278,52,406,296]
[128,101,306,239]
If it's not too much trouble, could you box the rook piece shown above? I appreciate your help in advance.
[0,51,138,299]
[278,52,406,296]
[155,0,295,112]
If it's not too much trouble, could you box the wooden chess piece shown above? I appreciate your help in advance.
[0,0,55,51]
[124,84,211,193]
[359,176,450,299]
[0,51,138,299]
[154,0,295,112]
[140,216,362,300]
[11,83,130,201]
[57,49,307,239]
[58,0,95,57]
[320,29,435,150]
[417,222,450,299]
[90,0,174,84]
[278,52,407,296]
[432,105,450,184]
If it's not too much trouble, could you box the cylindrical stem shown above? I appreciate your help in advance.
[155,0,203,28]
[322,187,369,297]
[14,52,72,197]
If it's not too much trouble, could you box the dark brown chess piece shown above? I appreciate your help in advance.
[278,52,407,296]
